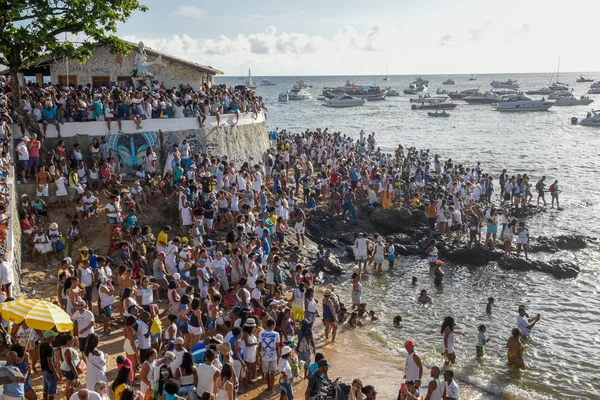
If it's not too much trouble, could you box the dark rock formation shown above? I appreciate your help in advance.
[443,247,504,266]
[497,258,579,279]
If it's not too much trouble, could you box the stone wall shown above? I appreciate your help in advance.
[50,46,214,90]
[15,117,270,202]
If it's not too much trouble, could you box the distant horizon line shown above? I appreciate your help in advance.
[220,71,599,78]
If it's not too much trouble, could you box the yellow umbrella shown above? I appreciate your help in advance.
[0,299,73,332]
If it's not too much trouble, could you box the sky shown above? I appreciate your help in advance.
[116,0,600,76]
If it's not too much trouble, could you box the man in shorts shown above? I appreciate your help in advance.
[354,233,370,270]
[293,206,306,246]
[258,319,280,391]
[15,136,30,183]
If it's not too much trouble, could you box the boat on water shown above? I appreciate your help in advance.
[577,76,594,83]
[588,88,600,94]
[442,79,455,85]
[427,111,450,117]
[403,83,428,94]
[414,77,429,85]
[579,110,600,126]
[278,93,289,103]
[409,95,447,104]
[287,88,312,100]
[447,88,479,99]
[293,80,312,89]
[554,95,593,106]
[549,90,571,100]
[411,102,457,110]
[548,58,569,91]
[468,74,477,81]
[463,92,503,104]
[590,81,600,89]
[525,87,553,95]
[383,65,390,81]
[493,94,553,112]
[323,80,388,100]
[260,79,276,86]
[490,79,519,89]
[245,69,257,89]
[323,94,366,108]
[436,88,449,95]
[386,88,401,97]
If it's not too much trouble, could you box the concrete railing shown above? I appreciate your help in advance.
[4,169,22,294]
[11,111,266,138]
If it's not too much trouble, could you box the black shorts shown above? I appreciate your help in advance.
[450,224,462,232]
[428,218,436,230]
[82,286,93,301]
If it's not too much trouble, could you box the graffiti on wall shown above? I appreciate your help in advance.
[162,132,217,157]
[107,132,159,169]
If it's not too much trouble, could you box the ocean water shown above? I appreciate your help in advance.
[218,74,600,399]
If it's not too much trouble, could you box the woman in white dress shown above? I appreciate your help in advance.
[241,320,258,386]
[54,169,69,207]
[145,146,157,173]
[140,348,157,397]
[83,333,107,390]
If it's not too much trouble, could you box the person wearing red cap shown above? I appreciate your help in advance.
[403,340,423,389]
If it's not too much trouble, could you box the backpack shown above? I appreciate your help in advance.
[297,335,312,353]
[549,184,555,193]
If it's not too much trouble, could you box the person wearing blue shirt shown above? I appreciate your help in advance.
[42,102,61,138]
[1,351,25,399]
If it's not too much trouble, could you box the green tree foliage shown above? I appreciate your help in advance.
[0,0,147,133]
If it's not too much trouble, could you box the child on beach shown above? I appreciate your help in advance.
[476,324,490,358]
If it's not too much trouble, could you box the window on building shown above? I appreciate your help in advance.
[91,76,110,88]
[58,75,78,86]
[117,76,133,88]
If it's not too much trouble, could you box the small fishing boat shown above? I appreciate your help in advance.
[576,76,594,83]
[323,94,366,108]
[442,79,455,85]
[579,110,600,126]
[411,103,457,110]
[554,95,593,106]
[468,74,477,81]
[245,69,257,89]
[427,111,450,117]
[278,93,289,103]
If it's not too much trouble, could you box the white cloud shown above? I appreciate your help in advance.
[123,24,385,75]
[168,6,206,19]
[469,21,491,44]
[439,34,452,47]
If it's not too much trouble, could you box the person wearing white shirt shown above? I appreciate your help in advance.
[71,300,95,351]
[442,370,460,400]
[211,252,230,291]
[516,306,540,338]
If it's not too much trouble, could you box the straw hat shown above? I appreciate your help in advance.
[244,319,256,328]
[49,223,58,230]
[323,289,332,297]
[281,346,293,356]
[218,342,233,355]
[174,337,184,345]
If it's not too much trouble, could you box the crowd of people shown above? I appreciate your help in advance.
[0,116,555,400]
[0,76,268,139]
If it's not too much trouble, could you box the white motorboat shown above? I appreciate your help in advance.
[463,92,503,104]
[323,94,366,108]
[410,95,447,104]
[490,79,519,89]
[549,90,571,100]
[442,79,455,85]
[317,95,327,101]
[525,87,553,95]
[468,74,477,81]
[403,83,427,94]
[287,88,312,100]
[579,110,600,126]
[493,94,554,112]
[260,79,276,86]
[245,69,257,89]
[293,80,312,89]
[414,77,429,85]
[588,88,600,94]
[590,81,600,89]
[278,93,289,103]
[436,88,449,95]
[554,95,593,106]
[492,89,521,96]
[323,81,387,100]
[447,88,479,99]
[577,76,594,83]
[386,88,401,97]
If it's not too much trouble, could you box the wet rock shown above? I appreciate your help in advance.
[530,234,591,253]
[443,247,503,266]
[369,207,415,233]
[497,258,579,279]
[510,205,546,218]
[394,244,422,256]
[388,233,413,245]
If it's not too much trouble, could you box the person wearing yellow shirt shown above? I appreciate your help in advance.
[156,226,170,255]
